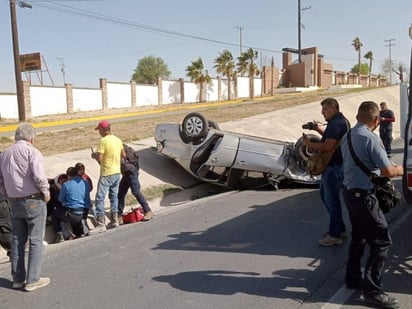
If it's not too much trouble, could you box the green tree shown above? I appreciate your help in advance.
[214,49,235,100]
[364,51,373,75]
[131,56,171,85]
[364,51,373,86]
[351,37,363,83]
[185,57,211,102]
[237,48,260,98]
[350,63,369,75]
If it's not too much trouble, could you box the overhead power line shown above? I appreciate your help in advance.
[28,1,282,55]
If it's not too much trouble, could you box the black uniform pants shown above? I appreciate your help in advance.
[343,188,392,294]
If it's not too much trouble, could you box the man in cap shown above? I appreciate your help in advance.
[89,120,125,234]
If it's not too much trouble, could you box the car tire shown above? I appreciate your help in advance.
[181,112,209,142]
[295,134,321,162]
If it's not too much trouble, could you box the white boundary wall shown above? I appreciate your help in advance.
[0,76,262,119]
[73,88,102,112]
[30,86,67,117]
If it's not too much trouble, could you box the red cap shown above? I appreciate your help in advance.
[95,120,110,130]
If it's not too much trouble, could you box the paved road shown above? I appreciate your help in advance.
[0,139,411,309]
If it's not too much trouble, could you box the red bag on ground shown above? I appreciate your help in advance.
[122,207,144,224]
[122,211,137,224]
[133,207,144,222]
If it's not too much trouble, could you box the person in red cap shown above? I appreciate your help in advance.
[89,120,125,234]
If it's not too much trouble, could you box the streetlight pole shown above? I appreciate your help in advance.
[297,0,311,63]
[236,25,243,57]
[10,0,26,121]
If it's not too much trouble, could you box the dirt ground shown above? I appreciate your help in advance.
[0,88,365,156]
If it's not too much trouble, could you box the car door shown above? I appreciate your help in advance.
[402,27,412,202]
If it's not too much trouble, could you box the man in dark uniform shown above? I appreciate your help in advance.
[341,101,403,309]
[379,102,395,157]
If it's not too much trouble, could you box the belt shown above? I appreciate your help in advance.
[9,193,43,201]
[344,187,373,195]
[66,208,84,215]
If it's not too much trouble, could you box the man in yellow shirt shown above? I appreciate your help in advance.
[89,120,125,234]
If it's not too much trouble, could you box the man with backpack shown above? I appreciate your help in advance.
[117,144,153,222]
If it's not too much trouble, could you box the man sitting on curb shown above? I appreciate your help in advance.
[52,167,91,243]
[0,193,12,260]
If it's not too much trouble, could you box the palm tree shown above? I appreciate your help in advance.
[185,57,211,102]
[352,37,363,84]
[237,48,260,98]
[214,50,235,100]
[364,51,373,87]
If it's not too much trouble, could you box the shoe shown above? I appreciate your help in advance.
[53,232,65,244]
[143,211,154,221]
[363,292,399,309]
[88,224,107,235]
[118,215,124,225]
[24,277,50,292]
[12,281,25,289]
[323,231,347,238]
[319,234,343,246]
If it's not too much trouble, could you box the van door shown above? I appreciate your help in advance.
[402,27,412,202]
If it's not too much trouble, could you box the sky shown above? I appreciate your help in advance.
[0,0,411,92]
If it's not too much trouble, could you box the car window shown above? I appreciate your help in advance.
[402,24,412,202]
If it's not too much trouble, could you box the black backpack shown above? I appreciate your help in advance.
[123,144,139,171]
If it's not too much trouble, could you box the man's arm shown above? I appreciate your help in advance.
[91,151,103,165]
[381,164,403,178]
[303,135,338,152]
[30,151,50,202]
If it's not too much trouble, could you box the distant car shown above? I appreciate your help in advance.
[154,112,320,189]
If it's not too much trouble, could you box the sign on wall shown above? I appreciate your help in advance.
[20,52,41,72]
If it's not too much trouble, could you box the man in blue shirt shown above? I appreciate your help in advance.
[341,101,403,309]
[52,167,91,242]
[303,98,349,246]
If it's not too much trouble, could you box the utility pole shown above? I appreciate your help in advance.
[271,57,274,96]
[57,57,66,84]
[9,0,32,122]
[298,0,311,63]
[10,0,25,121]
[384,38,395,85]
[236,25,243,57]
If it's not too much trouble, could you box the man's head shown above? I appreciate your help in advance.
[74,162,85,176]
[15,122,36,143]
[66,166,78,179]
[380,102,388,111]
[95,120,111,136]
[320,98,340,121]
[356,101,380,131]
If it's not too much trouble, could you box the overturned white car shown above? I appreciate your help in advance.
[154,112,320,189]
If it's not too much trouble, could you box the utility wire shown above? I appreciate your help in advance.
[25,0,283,55]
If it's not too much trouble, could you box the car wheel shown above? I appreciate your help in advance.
[295,134,321,162]
[182,112,209,142]
[208,120,220,130]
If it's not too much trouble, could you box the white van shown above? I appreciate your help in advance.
[402,25,412,202]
